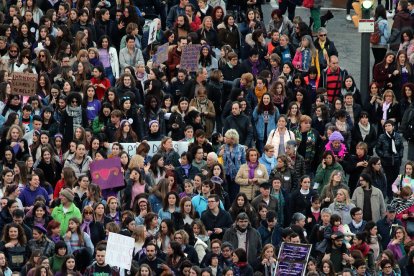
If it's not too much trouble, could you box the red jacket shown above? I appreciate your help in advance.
[90,77,111,100]
[190,15,201,31]
[167,46,182,78]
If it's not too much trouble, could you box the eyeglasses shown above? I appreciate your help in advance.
[9,50,17,53]
[319,34,327,37]
[84,211,93,215]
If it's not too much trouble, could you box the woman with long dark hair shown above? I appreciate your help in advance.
[371,5,389,65]
[217,15,240,53]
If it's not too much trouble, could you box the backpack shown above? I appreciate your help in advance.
[403,109,414,142]
[370,21,381,45]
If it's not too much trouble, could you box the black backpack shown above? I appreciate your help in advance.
[403,109,414,142]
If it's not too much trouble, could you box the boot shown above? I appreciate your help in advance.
[309,17,314,30]
[320,10,334,27]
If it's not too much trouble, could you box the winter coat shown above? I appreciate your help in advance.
[235,163,269,200]
[175,165,200,186]
[252,107,280,141]
[217,23,241,51]
[269,167,297,192]
[352,186,386,223]
[59,108,88,147]
[28,237,55,257]
[267,17,293,36]
[51,203,82,236]
[273,44,296,65]
[289,189,318,217]
[49,254,66,273]
[375,131,404,166]
[19,186,50,207]
[194,238,208,263]
[266,128,295,157]
[314,162,344,193]
[389,11,414,51]
[0,242,30,271]
[351,123,377,155]
[167,46,182,78]
[223,114,254,146]
[256,220,283,247]
[371,17,390,48]
[63,155,93,178]
[223,226,262,265]
[189,98,216,138]
[200,208,232,240]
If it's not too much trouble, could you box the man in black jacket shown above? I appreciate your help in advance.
[223,102,253,147]
[201,194,232,240]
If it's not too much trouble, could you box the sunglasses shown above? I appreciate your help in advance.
[9,50,17,53]
[84,211,93,215]
[319,34,327,37]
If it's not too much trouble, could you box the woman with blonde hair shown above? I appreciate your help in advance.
[381,89,400,126]
[257,244,277,275]
[218,129,246,202]
[328,188,356,224]
[0,124,29,160]
[132,225,146,257]
[292,35,320,75]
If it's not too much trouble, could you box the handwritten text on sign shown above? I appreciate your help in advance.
[180,44,202,72]
[10,72,37,96]
[105,232,135,270]
[110,141,189,157]
[275,242,312,276]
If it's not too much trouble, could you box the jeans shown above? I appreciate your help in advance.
[310,8,321,32]
[105,67,115,86]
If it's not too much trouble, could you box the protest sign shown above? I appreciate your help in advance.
[153,43,169,65]
[275,242,312,276]
[90,157,124,190]
[110,141,189,157]
[10,72,37,96]
[147,21,158,45]
[105,232,135,270]
[180,44,202,72]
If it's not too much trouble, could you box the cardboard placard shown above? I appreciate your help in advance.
[10,72,37,96]
[180,44,202,72]
[275,243,312,276]
[90,157,124,190]
[110,141,189,157]
[105,232,135,270]
[153,43,169,65]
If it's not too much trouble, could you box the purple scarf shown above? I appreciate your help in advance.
[248,162,258,179]
[251,60,259,77]
[81,219,92,236]
[182,164,191,176]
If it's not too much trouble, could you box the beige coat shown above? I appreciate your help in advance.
[235,163,269,200]
[189,98,216,138]
[351,186,386,223]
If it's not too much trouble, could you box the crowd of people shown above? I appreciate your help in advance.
[0,0,414,275]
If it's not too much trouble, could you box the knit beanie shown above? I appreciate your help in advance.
[60,188,75,202]
[329,131,344,142]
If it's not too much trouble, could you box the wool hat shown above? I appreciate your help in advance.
[60,188,75,202]
[148,120,159,128]
[329,131,344,142]
[33,225,47,234]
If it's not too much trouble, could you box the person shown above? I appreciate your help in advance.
[328,188,356,225]
[251,182,278,216]
[377,205,403,249]
[314,27,338,70]
[0,223,30,271]
[51,188,82,236]
[388,0,414,52]
[322,231,352,273]
[119,35,144,72]
[372,5,390,65]
[352,173,386,223]
[235,148,269,201]
[376,120,404,200]
[223,102,253,147]
[320,55,348,103]
[390,186,414,236]
[83,244,120,275]
[392,161,414,194]
[387,226,408,260]
[258,144,278,175]
[314,151,344,194]
[223,212,262,265]
[266,115,295,158]
[289,175,317,216]
[200,194,232,240]
[136,242,166,274]
[400,101,414,162]
[19,173,50,208]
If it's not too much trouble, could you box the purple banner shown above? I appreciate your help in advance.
[180,44,202,72]
[275,243,312,276]
[90,158,124,190]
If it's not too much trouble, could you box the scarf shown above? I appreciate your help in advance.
[352,220,363,229]
[382,101,391,121]
[386,131,397,154]
[335,120,347,132]
[181,164,191,177]
[81,219,92,236]
[358,122,371,140]
[34,217,46,227]
[251,60,260,76]
[255,86,267,102]
[390,197,414,214]
[248,162,258,179]
[66,105,82,132]
[264,155,276,170]
[334,201,351,211]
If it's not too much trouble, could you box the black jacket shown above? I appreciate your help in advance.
[223,114,254,146]
[375,131,404,166]
[351,123,377,155]
[175,165,200,186]
[200,208,232,240]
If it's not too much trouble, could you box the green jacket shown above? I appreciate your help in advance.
[51,203,82,236]
[314,162,344,193]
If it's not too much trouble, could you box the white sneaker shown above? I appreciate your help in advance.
[346,14,352,21]
[386,10,394,18]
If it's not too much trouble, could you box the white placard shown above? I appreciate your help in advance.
[358,19,375,33]
[147,21,158,45]
[105,232,135,270]
[110,141,190,157]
